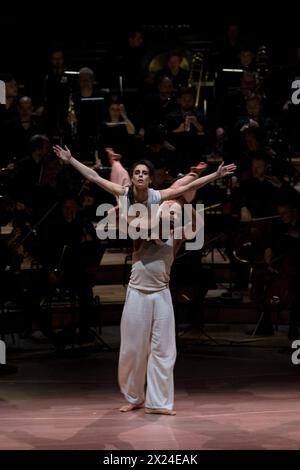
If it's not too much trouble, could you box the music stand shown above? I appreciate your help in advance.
[43,241,113,352]
[85,242,113,351]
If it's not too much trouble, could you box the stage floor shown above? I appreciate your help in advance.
[1,330,300,450]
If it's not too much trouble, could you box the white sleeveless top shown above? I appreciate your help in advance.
[129,237,174,292]
[119,187,161,209]
[118,187,162,234]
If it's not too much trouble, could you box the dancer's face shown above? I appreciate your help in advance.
[131,164,152,189]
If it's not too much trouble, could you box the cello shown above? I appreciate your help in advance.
[265,235,299,312]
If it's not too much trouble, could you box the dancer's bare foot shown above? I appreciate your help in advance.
[190,162,207,175]
[145,407,176,415]
[105,147,122,163]
[119,403,144,412]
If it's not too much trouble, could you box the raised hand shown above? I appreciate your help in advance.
[216,162,237,178]
[53,145,72,162]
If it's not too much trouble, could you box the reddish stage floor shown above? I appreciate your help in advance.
[0,329,300,451]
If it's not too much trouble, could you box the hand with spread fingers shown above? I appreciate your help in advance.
[216,162,237,178]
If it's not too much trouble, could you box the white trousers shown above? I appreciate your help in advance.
[118,286,176,410]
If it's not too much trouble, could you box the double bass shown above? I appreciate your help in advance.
[265,230,299,311]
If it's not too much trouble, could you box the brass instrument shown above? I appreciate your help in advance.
[253,45,270,96]
[256,45,269,83]
[188,52,204,108]
[68,94,77,138]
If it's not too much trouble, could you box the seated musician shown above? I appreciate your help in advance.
[228,155,281,292]
[0,199,49,340]
[250,196,300,338]
[36,195,103,344]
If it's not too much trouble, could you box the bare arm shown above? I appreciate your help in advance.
[159,162,236,202]
[53,145,125,196]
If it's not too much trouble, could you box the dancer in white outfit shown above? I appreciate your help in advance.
[53,144,236,414]
[119,230,188,415]
[106,150,206,415]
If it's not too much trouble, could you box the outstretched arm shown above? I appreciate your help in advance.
[53,145,125,196]
[159,162,236,202]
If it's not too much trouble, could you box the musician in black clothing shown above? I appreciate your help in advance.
[0,200,49,341]
[9,134,50,210]
[42,48,69,139]
[36,196,103,343]
[266,199,300,339]
[249,197,300,338]
[156,51,189,92]
[163,87,206,172]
